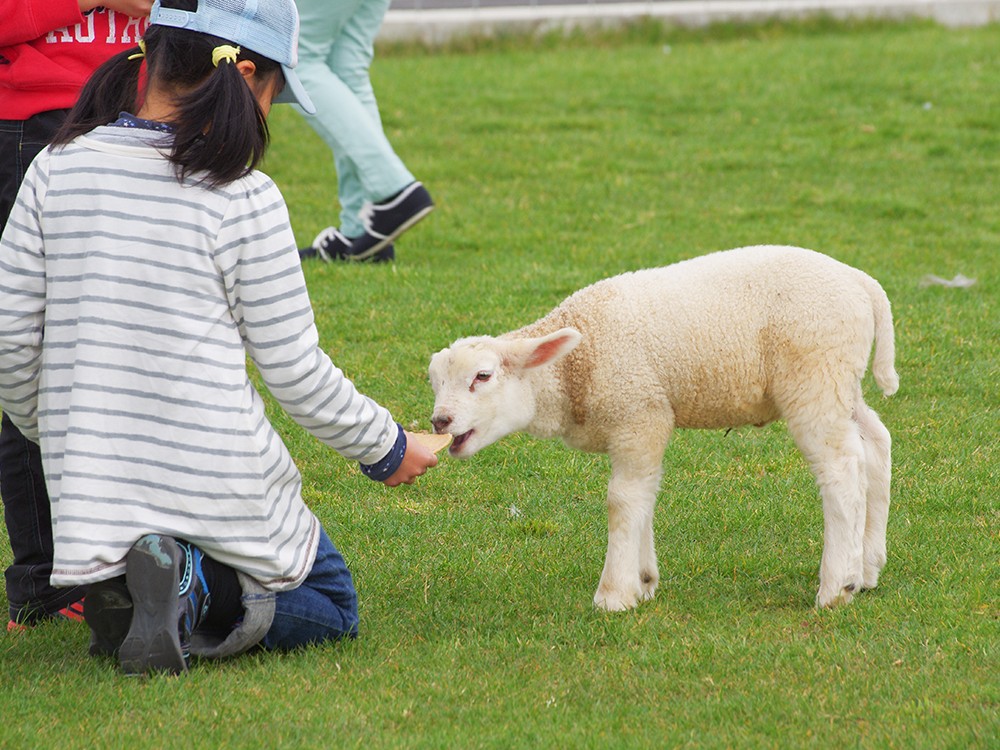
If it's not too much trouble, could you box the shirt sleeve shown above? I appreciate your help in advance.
[215,174,399,467]
[0,154,49,442]
[0,0,84,47]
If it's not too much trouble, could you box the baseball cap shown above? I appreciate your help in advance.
[149,0,316,115]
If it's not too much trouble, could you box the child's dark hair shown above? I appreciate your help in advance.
[52,1,282,187]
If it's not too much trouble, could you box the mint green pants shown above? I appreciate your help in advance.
[294,0,415,237]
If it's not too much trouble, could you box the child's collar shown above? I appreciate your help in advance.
[110,112,174,134]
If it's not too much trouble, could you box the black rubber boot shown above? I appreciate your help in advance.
[85,576,132,658]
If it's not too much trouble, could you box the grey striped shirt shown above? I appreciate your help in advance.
[0,127,397,590]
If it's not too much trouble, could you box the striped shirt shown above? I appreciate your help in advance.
[0,126,398,590]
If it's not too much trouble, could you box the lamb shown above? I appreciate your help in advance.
[428,245,898,611]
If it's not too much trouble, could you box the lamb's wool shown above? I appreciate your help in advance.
[429,246,897,611]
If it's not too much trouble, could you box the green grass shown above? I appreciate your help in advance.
[2,17,998,749]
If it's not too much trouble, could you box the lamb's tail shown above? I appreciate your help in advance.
[861,272,899,397]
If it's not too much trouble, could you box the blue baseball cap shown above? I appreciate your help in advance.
[149,0,316,115]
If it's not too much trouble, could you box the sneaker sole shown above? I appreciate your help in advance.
[119,536,186,676]
[351,205,434,261]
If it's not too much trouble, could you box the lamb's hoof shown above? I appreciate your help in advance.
[593,588,639,612]
[639,570,659,601]
[862,558,885,590]
[816,582,858,609]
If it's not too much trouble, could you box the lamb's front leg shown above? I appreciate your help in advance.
[594,457,663,612]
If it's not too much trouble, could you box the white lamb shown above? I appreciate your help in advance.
[428,245,898,611]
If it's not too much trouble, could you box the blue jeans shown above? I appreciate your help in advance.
[262,526,359,650]
[0,412,87,622]
[294,0,415,237]
[2,111,89,621]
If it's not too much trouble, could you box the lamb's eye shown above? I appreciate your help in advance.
[470,371,493,392]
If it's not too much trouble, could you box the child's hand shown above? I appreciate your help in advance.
[383,431,439,487]
[86,0,154,17]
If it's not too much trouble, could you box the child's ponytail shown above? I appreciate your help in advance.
[51,47,144,146]
[168,40,271,188]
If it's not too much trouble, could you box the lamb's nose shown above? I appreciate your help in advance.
[431,415,452,434]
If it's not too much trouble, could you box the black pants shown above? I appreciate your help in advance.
[1,110,86,622]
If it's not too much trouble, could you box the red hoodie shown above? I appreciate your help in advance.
[0,1,150,120]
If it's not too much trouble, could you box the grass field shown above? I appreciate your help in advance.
[2,17,997,749]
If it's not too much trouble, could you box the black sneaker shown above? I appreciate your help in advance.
[119,535,184,675]
[352,181,433,260]
[118,535,210,676]
[85,576,133,658]
[7,588,88,630]
[301,227,351,262]
[304,226,395,263]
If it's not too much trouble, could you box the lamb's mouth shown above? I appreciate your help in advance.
[450,430,473,454]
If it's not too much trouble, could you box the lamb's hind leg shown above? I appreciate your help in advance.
[855,400,892,590]
[594,453,663,612]
[638,493,659,602]
[786,411,867,608]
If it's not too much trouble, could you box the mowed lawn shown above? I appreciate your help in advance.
[2,17,997,749]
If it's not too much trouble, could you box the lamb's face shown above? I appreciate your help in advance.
[428,337,534,458]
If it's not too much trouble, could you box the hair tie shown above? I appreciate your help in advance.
[212,45,241,68]
[127,40,146,60]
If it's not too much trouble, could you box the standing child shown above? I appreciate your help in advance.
[293,0,434,264]
[0,0,154,631]
[0,0,438,675]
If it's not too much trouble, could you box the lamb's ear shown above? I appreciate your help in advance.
[504,328,582,370]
